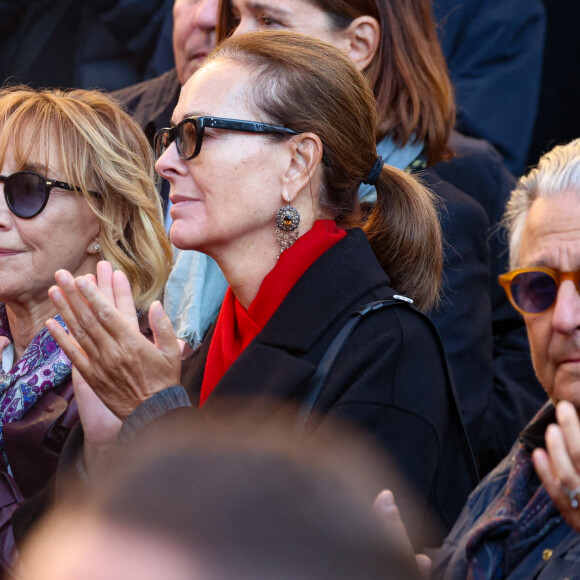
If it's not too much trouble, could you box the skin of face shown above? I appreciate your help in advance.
[156,60,293,267]
[518,190,580,407]
[230,0,350,50]
[0,139,101,326]
[173,0,220,85]
[21,513,200,580]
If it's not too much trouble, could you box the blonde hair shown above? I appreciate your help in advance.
[0,86,172,310]
[206,31,442,310]
[504,139,580,269]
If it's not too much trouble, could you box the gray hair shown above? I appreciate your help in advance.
[504,138,580,269]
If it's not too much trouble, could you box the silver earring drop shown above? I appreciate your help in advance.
[275,205,300,259]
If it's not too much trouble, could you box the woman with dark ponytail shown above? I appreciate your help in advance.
[218,0,536,475]
[47,31,477,547]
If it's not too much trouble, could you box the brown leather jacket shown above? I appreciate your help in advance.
[0,378,78,575]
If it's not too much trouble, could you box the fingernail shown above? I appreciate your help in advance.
[76,277,87,290]
[374,490,395,513]
[55,270,72,285]
[151,301,164,319]
[49,288,63,303]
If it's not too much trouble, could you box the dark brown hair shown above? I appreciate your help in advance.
[217,0,455,165]
[206,30,442,311]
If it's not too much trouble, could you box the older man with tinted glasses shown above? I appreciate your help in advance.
[417,139,580,578]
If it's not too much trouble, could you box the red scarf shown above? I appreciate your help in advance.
[199,220,346,406]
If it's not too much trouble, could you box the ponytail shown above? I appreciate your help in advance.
[205,31,443,310]
[364,165,442,311]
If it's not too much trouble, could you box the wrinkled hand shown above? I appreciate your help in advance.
[46,261,181,421]
[533,401,580,533]
[373,490,432,578]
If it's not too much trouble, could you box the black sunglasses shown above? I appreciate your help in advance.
[498,267,580,316]
[154,116,301,160]
[0,171,93,219]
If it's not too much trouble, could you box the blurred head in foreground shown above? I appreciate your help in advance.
[20,414,422,579]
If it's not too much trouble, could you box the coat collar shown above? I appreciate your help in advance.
[182,228,393,410]
[257,228,392,351]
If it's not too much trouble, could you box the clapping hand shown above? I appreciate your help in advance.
[46,261,182,421]
[533,400,580,533]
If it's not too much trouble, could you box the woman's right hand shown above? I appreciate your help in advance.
[46,261,182,421]
[72,367,123,478]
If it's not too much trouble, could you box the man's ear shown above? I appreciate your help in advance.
[343,15,380,71]
[281,133,324,203]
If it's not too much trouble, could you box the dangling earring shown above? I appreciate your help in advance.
[275,204,300,259]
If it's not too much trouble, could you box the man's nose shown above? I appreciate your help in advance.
[552,279,580,334]
[196,0,219,29]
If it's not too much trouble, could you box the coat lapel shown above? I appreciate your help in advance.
[181,228,392,414]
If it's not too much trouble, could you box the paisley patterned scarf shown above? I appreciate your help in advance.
[0,305,71,451]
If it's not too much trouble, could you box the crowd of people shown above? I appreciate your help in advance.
[1,1,580,579]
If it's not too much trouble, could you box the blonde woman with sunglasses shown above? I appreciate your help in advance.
[0,86,171,574]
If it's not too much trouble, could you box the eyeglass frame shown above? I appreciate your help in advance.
[154,116,301,161]
[0,170,99,219]
[498,266,580,316]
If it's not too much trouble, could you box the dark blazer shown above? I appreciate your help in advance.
[0,0,173,92]
[432,133,547,474]
[419,170,493,461]
[181,228,478,546]
[434,0,545,175]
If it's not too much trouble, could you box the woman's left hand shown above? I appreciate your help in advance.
[533,400,580,533]
[46,261,182,421]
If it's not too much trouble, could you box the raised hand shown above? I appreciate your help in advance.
[71,367,123,478]
[373,490,432,578]
[46,261,182,421]
[533,401,580,533]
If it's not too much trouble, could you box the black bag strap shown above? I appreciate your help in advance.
[294,295,479,484]
[295,296,409,435]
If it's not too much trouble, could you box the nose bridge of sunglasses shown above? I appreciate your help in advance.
[551,272,580,308]
[558,271,580,286]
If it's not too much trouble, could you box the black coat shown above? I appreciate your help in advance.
[417,172,493,463]
[431,133,547,474]
[181,228,478,546]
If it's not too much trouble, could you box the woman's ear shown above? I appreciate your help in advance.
[87,238,101,254]
[281,133,324,203]
[343,15,380,71]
